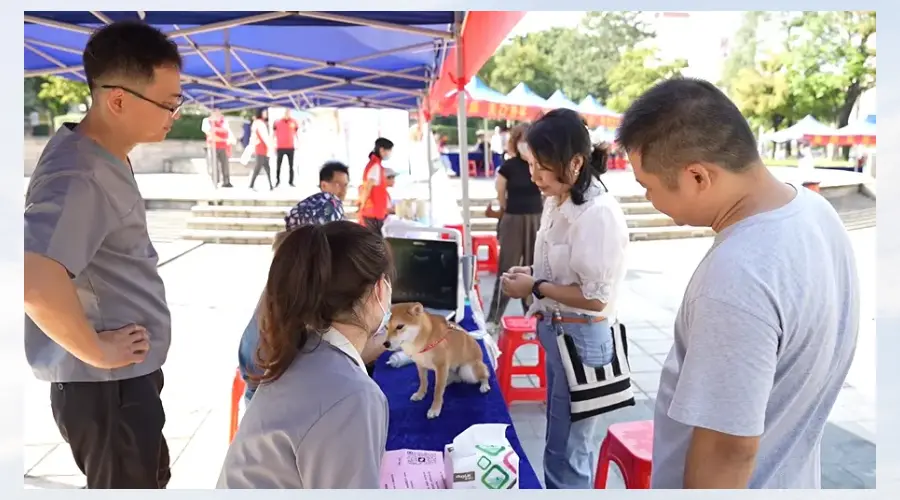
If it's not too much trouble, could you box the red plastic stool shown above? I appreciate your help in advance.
[595,420,654,489]
[496,316,546,405]
[472,234,499,274]
[229,368,245,443]
[468,160,478,177]
[441,223,465,241]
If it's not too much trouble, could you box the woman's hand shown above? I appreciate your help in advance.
[506,265,532,275]
[501,273,535,299]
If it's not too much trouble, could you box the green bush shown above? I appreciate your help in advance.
[167,114,206,140]
[32,124,51,137]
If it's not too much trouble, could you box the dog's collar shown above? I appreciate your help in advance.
[418,335,448,354]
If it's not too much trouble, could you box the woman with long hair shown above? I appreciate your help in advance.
[486,124,543,326]
[248,108,274,190]
[219,221,393,489]
[500,109,629,489]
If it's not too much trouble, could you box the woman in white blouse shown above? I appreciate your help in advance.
[501,108,629,489]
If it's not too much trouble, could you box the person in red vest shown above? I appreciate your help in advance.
[248,108,274,190]
[358,137,394,234]
[272,109,300,187]
[204,110,235,188]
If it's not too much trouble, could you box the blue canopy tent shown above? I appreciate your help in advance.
[546,89,579,111]
[25,11,459,111]
[505,82,549,111]
[24,10,526,283]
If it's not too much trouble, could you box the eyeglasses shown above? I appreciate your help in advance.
[100,85,184,116]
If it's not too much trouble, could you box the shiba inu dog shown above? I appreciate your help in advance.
[383,302,491,418]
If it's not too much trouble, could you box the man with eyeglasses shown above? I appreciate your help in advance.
[24,21,182,489]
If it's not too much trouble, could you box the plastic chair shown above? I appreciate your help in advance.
[468,160,478,177]
[496,316,546,405]
[595,420,654,489]
[229,368,245,443]
[472,234,500,274]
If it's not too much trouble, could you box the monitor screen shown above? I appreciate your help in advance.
[386,237,458,311]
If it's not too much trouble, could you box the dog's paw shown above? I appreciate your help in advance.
[410,392,426,402]
[427,407,442,419]
[479,382,490,394]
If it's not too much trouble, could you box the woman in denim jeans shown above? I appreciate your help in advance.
[501,109,629,489]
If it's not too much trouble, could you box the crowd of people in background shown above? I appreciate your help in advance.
[23,19,861,493]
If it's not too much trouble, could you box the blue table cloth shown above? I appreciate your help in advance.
[374,305,543,489]
[446,152,504,177]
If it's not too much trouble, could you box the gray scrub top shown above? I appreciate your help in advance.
[24,123,170,382]
[218,328,389,489]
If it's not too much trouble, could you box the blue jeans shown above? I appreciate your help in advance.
[536,313,614,489]
[237,302,262,402]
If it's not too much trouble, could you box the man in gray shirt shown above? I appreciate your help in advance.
[616,78,859,488]
[23,21,184,488]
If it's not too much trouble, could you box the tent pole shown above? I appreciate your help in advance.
[426,118,434,224]
[455,14,472,259]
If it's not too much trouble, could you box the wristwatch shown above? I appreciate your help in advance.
[532,279,549,300]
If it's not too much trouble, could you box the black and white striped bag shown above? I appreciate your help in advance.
[555,319,636,422]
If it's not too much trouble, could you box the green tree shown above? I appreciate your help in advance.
[783,11,876,128]
[480,12,654,104]
[720,11,763,94]
[35,76,90,116]
[481,38,559,98]
[605,47,687,112]
[730,54,793,132]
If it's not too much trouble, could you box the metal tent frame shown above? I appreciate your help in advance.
[24,9,515,268]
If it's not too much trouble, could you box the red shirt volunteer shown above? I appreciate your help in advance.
[273,117,298,150]
[359,153,390,221]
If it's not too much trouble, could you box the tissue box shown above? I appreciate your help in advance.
[444,424,520,489]
[380,449,447,489]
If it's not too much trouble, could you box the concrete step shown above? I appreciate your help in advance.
[186,216,503,232]
[840,207,876,231]
[621,202,659,215]
[210,193,652,208]
[628,225,716,241]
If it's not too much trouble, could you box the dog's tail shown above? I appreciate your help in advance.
[457,363,480,384]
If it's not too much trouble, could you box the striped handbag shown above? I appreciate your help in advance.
[554,316,636,422]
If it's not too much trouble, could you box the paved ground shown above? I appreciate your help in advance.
[23,228,876,489]
[23,166,872,203]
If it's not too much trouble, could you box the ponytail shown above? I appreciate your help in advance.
[255,224,332,384]
[570,142,610,204]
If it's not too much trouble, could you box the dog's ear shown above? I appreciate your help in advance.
[409,303,424,316]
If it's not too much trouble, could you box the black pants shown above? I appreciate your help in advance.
[215,148,232,187]
[50,370,170,489]
[362,217,385,235]
[487,213,541,323]
[250,154,273,189]
[276,148,295,186]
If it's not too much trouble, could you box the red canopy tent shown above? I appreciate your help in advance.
[421,11,526,256]
[805,120,877,147]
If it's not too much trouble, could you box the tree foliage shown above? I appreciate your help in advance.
[725,11,875,133]
[605,47,687,113]
[480,11,655,104]
[34,76,91,116]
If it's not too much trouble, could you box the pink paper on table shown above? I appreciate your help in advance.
[380,449,447,489]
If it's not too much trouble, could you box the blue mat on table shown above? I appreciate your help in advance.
[373,305,543,489]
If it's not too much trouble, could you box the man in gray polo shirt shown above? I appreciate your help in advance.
[617,78,859,489]
[23,21,183,489]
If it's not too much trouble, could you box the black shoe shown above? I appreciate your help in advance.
[289,182,295,187]
[222,183,234,188]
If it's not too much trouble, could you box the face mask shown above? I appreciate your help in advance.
[517,141,529,157]
[373,279,392,338]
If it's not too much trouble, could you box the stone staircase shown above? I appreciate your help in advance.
[179,191,876,245]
